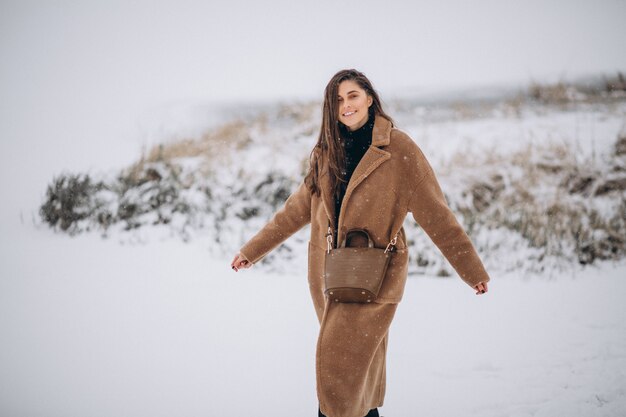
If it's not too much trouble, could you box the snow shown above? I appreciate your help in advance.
[2,3,625,413]
[1,85,625,416]
[397,103,626,169]
[1,216,625,416]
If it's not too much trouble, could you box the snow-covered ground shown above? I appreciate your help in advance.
[1,216,625,417]
[2,2,625,414]
[2,90,626,416]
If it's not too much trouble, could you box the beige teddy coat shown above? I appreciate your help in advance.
[239,114,491,417]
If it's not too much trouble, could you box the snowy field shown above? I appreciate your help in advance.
[2,1,626,415]
[1,217,625,417]
[1,91,626,417]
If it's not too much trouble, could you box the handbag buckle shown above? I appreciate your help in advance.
[384,235,397,253]
[326,226,333,253]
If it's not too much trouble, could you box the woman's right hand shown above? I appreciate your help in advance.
[231,253,252,272]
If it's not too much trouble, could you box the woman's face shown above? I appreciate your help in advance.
[337,80,373,131]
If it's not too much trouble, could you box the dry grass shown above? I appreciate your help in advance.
[155,119,251,158]
[443,134,626,266]
[526,72,626,105]
[604,72,626,93]
[126,100,321,180]
[123,118,254,183]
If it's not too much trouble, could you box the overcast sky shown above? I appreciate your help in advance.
[1,0,626,210]
[3,0,625,103]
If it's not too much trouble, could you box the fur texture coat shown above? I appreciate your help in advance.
[239,114,490,417]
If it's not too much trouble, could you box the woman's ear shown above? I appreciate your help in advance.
[368,96,373,107]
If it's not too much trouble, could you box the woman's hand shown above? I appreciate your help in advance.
[231,253,252,272]
[474,281,488,295]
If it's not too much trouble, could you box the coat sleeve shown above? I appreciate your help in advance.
[407,157,491,288]
[238,179,312,264]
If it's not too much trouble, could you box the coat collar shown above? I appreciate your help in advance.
[319,114,392,235]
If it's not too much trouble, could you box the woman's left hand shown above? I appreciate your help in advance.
[474,281,488,295]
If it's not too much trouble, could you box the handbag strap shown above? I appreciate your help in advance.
[326,218,399,254]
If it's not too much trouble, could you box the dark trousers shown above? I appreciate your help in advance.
[318,407,380,417]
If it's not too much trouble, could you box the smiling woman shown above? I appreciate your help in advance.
[230,68,490,417]
[337,81,373,131]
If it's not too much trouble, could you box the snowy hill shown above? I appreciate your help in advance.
[37,80,626,276]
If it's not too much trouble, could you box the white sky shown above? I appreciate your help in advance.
[2,0,625,103]
[1,0,626,215]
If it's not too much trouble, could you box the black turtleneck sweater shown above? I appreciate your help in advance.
[334,108,375,231]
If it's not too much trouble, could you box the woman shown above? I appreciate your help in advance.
[230,69,490,417]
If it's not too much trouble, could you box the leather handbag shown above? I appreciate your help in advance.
[324,222,398,303]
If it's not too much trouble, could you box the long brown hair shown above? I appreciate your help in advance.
[304,69,395,200]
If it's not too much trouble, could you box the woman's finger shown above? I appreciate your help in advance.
[231,254,253,271]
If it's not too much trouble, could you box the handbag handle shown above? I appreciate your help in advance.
[339,228,375,249]
[326,219,399,254]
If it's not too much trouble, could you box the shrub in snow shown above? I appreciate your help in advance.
[39,174,104,234]
[445,135,626,270]
[38,86,626,275]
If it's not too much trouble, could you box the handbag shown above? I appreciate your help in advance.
[323,220,399,303]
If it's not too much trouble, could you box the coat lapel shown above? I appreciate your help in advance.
[319,115,392,234]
